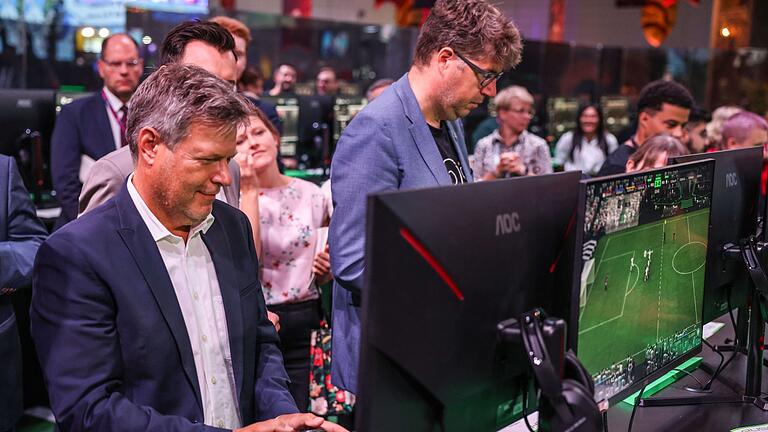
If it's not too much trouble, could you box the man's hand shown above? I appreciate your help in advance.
[235,413,349,432]
[313,245,332,285]
[267,311,281,332]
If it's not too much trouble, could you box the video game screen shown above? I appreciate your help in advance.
[576,162,713,402]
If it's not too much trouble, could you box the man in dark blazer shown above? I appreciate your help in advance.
[51,33,143,228]
[0,155,47,432]
[328,0,522,394]
[31,64,344,432]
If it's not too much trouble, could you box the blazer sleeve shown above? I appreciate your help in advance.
[51,105,84,223]
[30,236,224,432]
[241,213,299,419]
[329,110,399,296]
[0,158,47,293]
[78,155,125,216]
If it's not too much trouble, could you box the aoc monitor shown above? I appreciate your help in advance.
[356,171,582,431]
[671,147,762,324]
[573,160,714,404]
[0,89,56,202]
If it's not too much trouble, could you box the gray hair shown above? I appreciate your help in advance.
[127,63,252,161]
[494,85,533,110]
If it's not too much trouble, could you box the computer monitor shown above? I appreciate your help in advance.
[262,96,300,157]
[296,95,334,167]
[599,96,631,136]
[573,160,714,404]
[356,171,582,431]
[0,89,56,203]
[547,97,579,141]
[332,96,366,143]
[672,147,762,324]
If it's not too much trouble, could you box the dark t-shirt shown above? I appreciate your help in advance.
[430,123,467,185]
[596,143,636,177]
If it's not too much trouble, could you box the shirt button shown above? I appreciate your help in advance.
[202,334,208,342]
[193,292,199,300]
[217,420,224,428]
[211,376,217,385]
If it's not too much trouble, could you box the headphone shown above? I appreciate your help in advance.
[519,309,602,432]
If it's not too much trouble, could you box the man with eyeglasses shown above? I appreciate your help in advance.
[328,0,522,395]
[51,33,143,228]
[473,85,552,180]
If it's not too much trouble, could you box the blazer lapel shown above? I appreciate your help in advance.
[201,217,245,406]
[93,95,118,153]
[397,75,452,186]
[113,186,203,413]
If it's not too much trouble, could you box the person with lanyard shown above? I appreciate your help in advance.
[328,0,522,395]
[596,79,693,177]
[472,85,552,180]
[51,33,143,228]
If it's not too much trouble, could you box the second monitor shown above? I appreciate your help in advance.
[573,160,715,403]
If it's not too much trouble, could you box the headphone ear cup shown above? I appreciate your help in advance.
[560,379,603,432]
[564,350,595,396]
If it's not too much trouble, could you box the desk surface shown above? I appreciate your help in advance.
[605,317,768,431]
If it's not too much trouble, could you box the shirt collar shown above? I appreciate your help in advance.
[102,86,128,111]
[492,128,528,147]
[126,173,215,243]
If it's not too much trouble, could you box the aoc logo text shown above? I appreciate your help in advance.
[496,212,521,236]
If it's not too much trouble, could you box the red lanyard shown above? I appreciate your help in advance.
[101,90,126,137]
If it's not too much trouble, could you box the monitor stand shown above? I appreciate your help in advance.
[638,236,768,409]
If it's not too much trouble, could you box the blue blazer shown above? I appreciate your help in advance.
[51,92,117,227]
[0,156,47,430]
[31,183,297,431]
[328,73,473,393]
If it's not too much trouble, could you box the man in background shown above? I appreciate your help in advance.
[268,63,298,96]
[316,67,339,96]
[51,34,143,227]
[209,16,281,133]
[365,78,393,101]
[681,105,710,154]
[597,79,693,176]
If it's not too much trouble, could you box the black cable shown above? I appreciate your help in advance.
[627,383,648,432]
[671,367,705,389]
[699,338,725,390]
[521,376,536,432]
[701,285,741,387]
[602,409,609,432]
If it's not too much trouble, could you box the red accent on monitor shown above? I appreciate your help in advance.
[399,227,464,301]
[549,209,577,274]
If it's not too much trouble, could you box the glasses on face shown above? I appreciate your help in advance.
[101,59,141,69]
[453,50,503,88]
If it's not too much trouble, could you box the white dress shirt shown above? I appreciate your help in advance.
[127,174,241,429]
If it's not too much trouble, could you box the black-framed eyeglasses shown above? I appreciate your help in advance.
[454,50,503,88]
